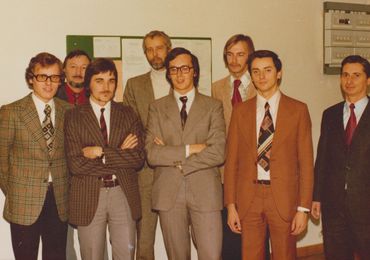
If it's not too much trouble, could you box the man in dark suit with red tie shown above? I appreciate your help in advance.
[312,55,370,260]
[64,58,145,260]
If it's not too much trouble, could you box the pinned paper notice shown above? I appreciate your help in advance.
[93,37,121,58]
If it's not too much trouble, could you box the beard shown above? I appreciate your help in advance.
[68,80,84,89]
[149,57,165,70]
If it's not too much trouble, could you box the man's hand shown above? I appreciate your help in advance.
[291,211,308,235]
[154,137,165,146]
[311,201,321,220]
[120,134,138,150]
[82,146,103,159]
[189,144,207,155]
[227,204,242,234]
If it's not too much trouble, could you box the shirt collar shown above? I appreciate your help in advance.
[32,92,55,110]
[173,87,195,101]
[230,72,251,88]
[344,96,369,111]
[257,89,281,110]
[89,98,111,114]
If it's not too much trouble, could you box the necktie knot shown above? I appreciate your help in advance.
[349,103,355,111]
[180,96,188,104]
[44,104,51,116]
[234,79,241,89]
[232,79,242,106]
[100,108,105,114]
[264,102,270,111]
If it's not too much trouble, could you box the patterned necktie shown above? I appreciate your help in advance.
[231,79,242,106]
[345,103,357,146]
[100,108,108,146]
[180,96,188,130]
[42,104,55,154]
[257,102,274,171]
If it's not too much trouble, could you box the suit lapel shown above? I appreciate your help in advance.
[351,99,370,148]
[49,99,65,158]
[143,72,155,104]
[239,97,257,151]
[80,104,105,146]
[222,76,232,113]
[109,102,121,146]
[183,93,208,139]
[20,94,49,155]
[163,95,183,134]
[271,94,291,153]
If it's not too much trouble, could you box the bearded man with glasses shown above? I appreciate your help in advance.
[0,52,70,260]
[145,47,225,260]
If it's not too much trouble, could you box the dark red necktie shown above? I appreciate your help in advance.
[100,108,112,180]
[345,103,357,146]
[231,79,242,106]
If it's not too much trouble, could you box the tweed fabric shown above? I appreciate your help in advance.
[0,94,70,225]
[65,101,145,226]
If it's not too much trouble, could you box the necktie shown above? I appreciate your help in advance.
[100,108,108,146]
[42,104,55,154]
[180,96,188,130]
[231,79,242,106]
[100,108,112,180]
[345,103,357,146]
[73,93,80,106]
[257,102,274,171]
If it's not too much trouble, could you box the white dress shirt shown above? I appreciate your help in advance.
[343,96,369,129]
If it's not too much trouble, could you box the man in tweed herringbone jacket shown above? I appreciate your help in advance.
[0,52,70,260]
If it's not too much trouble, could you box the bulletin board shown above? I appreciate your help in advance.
[66,35,212,101]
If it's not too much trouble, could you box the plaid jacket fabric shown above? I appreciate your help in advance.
[64,101,145,226]
[0,94,70,225]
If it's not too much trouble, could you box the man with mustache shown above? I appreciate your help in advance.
[57,49,91,106]
[123,30,172,260]
[65,58,145,260]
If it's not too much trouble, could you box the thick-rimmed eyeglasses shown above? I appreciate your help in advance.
[168,66,193,75]
[32,73,61,83]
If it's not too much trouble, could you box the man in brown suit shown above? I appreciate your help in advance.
[123,30,172,260]
[145,47,225,260]
[0,52,70,260]
[224,50,314,260]
[212,34,262,260]
[64,58,145,260]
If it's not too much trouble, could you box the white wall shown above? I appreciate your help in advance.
[1,0,369,259]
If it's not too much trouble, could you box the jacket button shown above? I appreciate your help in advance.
[43,179,48,183]
[49,162,52,167]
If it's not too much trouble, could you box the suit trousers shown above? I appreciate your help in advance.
[159,180,222,260]
[10,184,68,260]
[241,184,296,260]
[77,186,136,260]
[322,202,370,260]
[136,168,158,260]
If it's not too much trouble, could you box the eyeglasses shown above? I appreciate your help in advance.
[32,73,61,83]
[168,65,193,75]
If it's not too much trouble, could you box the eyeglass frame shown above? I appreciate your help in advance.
[31,73,62,83]
[168,65,194,75]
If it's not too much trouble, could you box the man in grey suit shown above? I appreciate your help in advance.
[145,47,225,260]
[123,30,172,260]
[312,55,370,260]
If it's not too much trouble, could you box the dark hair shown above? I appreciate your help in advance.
[341,55,370,78]
[164,47,200,88]
[63,49,91,68]
[223,34,255,67]
[143,30,172,53]
[84,58,118,89]
[25,52,63,89]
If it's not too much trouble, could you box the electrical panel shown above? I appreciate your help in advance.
[324,2,370,74]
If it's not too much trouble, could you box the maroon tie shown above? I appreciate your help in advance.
[231,79,242,106]
[345,103,357,146]
[100,108,112,180]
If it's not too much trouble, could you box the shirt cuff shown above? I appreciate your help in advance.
[297,206,310,213]
[185,145,190,158]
